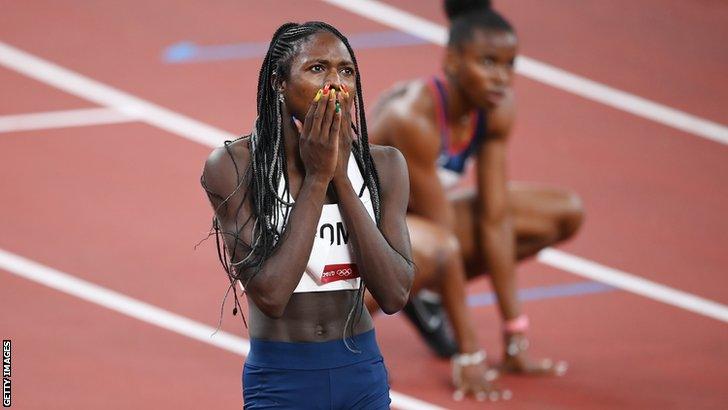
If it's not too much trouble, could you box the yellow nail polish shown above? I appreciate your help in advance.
[314,89,323,102]
[330,89,336,100]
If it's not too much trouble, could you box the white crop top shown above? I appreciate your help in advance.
[274,155,374,293]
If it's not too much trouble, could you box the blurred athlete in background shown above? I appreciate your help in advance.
[367,0,583,399]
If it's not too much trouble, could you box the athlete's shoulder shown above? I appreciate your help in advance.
[369,145,408,180]
[202,136,251,195]
[369,144,406,167]
[369,79,438,143]
[381,79,434,122]
[368,144,409,198]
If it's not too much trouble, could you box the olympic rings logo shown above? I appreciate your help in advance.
[336,268,352,276]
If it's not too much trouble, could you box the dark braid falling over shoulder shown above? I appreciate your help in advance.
[201,21,383,348]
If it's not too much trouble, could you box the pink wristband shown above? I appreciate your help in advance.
[504,314,530,334]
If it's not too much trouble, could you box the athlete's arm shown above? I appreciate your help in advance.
[333,145,414,314]
[374,109,456,230]
[202,146,329,318]
[202,94,341,319]
[474,95,518,319]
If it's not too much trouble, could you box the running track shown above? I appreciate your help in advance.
[1,1,727,408]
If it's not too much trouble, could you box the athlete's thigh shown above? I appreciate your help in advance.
[406,214,455,291]
[507,182,581,238]
[447,183,579,274]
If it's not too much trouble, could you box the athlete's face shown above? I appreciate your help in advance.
[280,31,357,120]
[446,29,517,109]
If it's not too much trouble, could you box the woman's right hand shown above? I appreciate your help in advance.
[293,86,342,183]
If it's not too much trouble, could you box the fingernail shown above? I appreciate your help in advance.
[341,84,347,92]
[452,391,464,401]
[330,89,336,100]
[323,83,331,93]
[313,89,323,102]
[335,102,341,113]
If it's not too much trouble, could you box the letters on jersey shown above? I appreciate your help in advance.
[283,155,374,293]
[292,156,374,293]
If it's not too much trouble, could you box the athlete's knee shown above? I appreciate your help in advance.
[430,229,462,277]
[559,191,584,241]
[438,232,462,265]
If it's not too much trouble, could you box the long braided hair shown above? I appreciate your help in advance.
[202,22,382,349]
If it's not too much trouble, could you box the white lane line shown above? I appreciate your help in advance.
[321,0,728,146]
[0,42,233,147]
[538,248,728,323]
[515,57,728,145]
[0,247,447,410]
[0,248,447,410]
[390,392,446,410]
[0,248,250,355]
[0,107,136,133]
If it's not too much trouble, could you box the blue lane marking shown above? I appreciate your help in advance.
[467,280,615,307]
[163,30,429,63]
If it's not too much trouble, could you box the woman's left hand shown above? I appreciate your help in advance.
[332,84,355,183]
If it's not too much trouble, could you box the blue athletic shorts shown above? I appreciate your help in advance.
[243,329,391,409]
